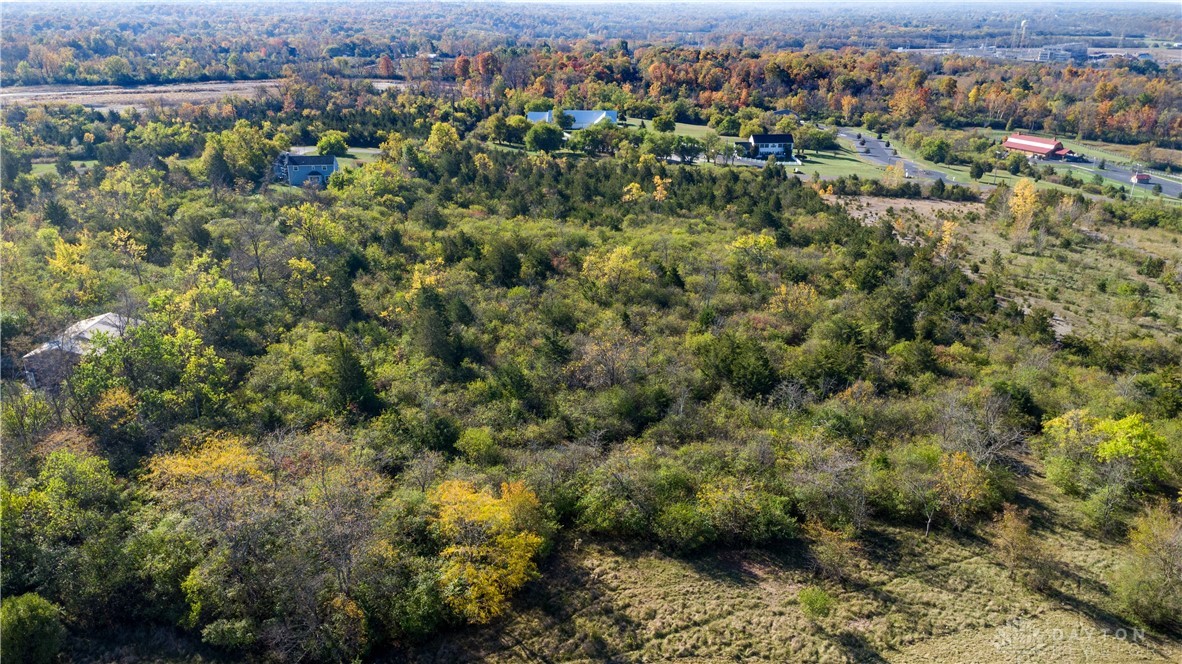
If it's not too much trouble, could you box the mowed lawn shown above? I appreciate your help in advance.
[290,145,382,169]
[798,142,889,180]
[944,128,1181,196]
[31,159,98,175]
[619,118,735,142]
[881,134,1180,200]
[979,128,1182,170]
[619,119,889,179]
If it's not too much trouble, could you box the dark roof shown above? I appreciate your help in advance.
[282,153,338,166]
[750,134,794,143]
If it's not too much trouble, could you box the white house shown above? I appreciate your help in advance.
[748,134,794,160]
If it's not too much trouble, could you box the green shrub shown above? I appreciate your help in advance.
[797,586,834,619]
[655,502,716,552]
[1043,455,1083,496]
[1080,484,1130,535]
[701,482,796,545]
[456,427,500,465]
[1113,502,1182,628]
[696,332,777,398]
[1,593,66,664]
[202,618,257,648]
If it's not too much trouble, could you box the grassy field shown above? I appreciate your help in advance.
[406,464,1180,663]
[884,138,1083,195]
[291,145,382,168]
[798,140,890,180]
[616,120,889,179]
[979,129,1182,172]
[614,122,1181,199]
[31,159,99,175]
[842,197,1182,343]
[619,118,736,142]
[919,128,1182,194]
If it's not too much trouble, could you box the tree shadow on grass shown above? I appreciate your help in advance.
[858,526,906,567]
[827,627,891,664]
[680,538,814,587]
[1041,585,1179,659]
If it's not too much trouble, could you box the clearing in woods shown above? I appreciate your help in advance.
[404,465,1180,663]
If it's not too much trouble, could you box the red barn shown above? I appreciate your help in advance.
[1002,134,1077,160]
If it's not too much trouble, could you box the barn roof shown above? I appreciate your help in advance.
[1002,134,1064,156]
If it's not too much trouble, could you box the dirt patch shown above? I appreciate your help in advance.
[833,195,986,225]
[0,80,287,111]
[1,79,414,112]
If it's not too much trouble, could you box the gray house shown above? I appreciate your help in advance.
[274,153,339,187]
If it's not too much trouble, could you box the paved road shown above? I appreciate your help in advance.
[1058,161,1182,199]
[684,130,1182,200]
[833,128,959,184]
[835,126,1182,198]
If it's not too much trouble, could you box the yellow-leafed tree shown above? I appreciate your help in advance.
[1009,178,1039,232]
[431,481,547,623]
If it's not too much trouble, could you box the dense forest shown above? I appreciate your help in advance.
[4,2,1177,88]
[2,3,1181,663]
[3,3,1180,147]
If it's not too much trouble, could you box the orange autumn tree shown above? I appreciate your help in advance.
[431,481,549,623]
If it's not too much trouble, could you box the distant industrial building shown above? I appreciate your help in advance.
[526,109,618,130]
[1037,43,1088,62]
[1001,134,1080,161]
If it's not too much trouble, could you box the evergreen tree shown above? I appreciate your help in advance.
[328,335,381,419]
[412,288,459,368]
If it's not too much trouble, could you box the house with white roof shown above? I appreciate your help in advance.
[22,313,141,389]
[526,109,619,130]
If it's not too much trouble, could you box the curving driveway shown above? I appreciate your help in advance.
[833,128,958,184]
